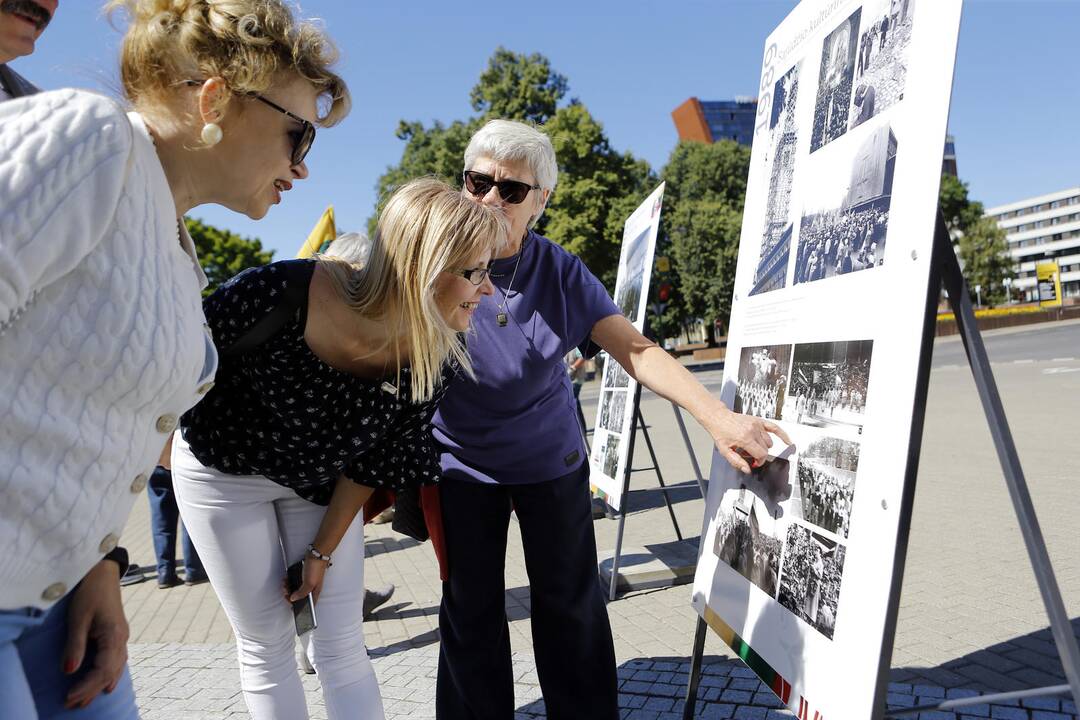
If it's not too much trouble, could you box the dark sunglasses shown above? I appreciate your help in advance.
[251,94,316,167]
[463,170,539,205]
[451,266,492,286]
[184,80,316,166]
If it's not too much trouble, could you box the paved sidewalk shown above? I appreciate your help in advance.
[118,345,1080,718]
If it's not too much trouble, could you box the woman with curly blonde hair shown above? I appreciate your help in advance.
[0,1,348,718]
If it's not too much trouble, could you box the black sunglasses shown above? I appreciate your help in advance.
[463,170,540,205]
[251,94,316,167]
[184,80,316,166]
[452,266,492,286]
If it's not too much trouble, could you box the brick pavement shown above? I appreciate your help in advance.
[118,344,1080,718]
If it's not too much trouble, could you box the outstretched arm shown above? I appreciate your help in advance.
[590,314,791,473]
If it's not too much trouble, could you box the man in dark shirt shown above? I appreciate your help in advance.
[0,0,54,99]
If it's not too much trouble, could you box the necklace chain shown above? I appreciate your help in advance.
[495,234,527,327]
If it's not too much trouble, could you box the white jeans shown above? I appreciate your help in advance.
[172,436,384,720]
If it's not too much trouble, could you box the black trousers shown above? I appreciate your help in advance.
[436,465,618,720]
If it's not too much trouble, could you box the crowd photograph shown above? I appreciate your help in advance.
[850,0,916,131]
[603,361,631,389]
[733,344,793,421]
[777,524,846,640]
[810,7,860,152]
[790,436,861,539]
[597,389,628,434]
[795,122,897,286]
[712,498,783,599]
[781,340,874,430]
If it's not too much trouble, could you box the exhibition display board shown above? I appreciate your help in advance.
[590,183,665,511]
[689,1,963,717]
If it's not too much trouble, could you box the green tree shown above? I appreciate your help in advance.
[938,174,1015,305]
[185,217,274,296]
[938,173,985,237]
[370,48,654,287]
[657,140,752,343]
[957,217,1015,307]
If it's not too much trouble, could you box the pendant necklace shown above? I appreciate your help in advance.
[495,235,526,328]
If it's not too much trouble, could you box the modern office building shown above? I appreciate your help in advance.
[671,97,758,146]
[942,134,957,177]
[986,187,1080,301]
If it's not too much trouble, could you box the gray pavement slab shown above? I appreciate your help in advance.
[116,321,1080,717]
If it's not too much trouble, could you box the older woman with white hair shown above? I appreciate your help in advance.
[432,119,790,718]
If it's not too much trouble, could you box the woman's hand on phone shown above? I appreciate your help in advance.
[286,557,328,605]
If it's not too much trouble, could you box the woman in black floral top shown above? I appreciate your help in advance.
[171,178,501,720]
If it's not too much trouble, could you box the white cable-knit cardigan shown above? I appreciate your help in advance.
[0,89,216,610]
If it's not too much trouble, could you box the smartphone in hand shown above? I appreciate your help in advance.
[286,559,318,636]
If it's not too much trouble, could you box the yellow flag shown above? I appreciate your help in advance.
[297,206,336,258]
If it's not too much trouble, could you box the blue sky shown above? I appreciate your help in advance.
[13,1,1078,257]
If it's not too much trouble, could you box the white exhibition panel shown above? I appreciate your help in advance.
[590,183,666,510]
[690,1,962,718]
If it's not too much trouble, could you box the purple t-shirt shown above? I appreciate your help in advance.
[433,231,620,484]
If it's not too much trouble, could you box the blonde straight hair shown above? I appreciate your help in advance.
[319,178,505,402]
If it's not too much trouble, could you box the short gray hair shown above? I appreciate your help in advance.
[464,119,558,192]
[324,232,372,266]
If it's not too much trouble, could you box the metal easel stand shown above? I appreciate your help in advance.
[606,384,685,601]
[888,216,1080,716]
[671,402,708,498]
[683,215,1080,719]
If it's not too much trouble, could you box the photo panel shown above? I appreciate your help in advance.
[781,339,873,430]
[603,362,631,389]
[598,390,628,434]
[751,61,803,297]
[849,0,916,130]
[601,432,620,479]
[712,493,783,599]
[795,122,897,285]
[810,8,862,153]
[777,524,847,640]
[788,436,861,539]
[733,344,793,421]
[614,226,651,323]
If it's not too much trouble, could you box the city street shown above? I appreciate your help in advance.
[119,320,1080,718]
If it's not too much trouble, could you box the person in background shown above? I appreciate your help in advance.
[566,347,588,441]
[148,440,207,588]
[433,119,789,719]
[0,0,349,717]
[0,0,52,98]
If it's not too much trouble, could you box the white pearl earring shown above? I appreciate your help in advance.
[201,122,223,147]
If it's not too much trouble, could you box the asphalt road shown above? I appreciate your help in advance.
[581,318,1080,402]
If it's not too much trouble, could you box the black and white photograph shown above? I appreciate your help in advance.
[614,225,650,323]
[795,122,897,285]
[850,0,915,130]
[733,344,793,421]
[777,524,846,640]
[810,8,861,153]
[781,339,873,429]
[600,433,620,479]
[598,390,628,434]
[713,497,783,598]
[751,62,802,296]
[603,361,631,389]
[789,437,861,538]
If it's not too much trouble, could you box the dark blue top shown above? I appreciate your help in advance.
[180,260,446,506]
[433,231,620,484]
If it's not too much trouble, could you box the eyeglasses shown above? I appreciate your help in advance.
[451,266,492,286]
[251,94,316,167]
[463,170,540,205]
